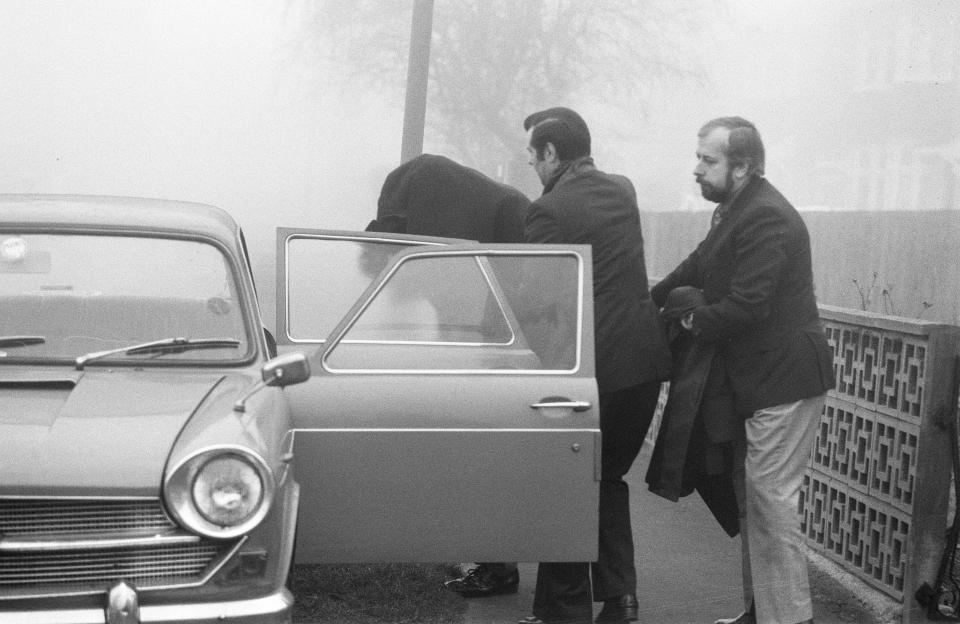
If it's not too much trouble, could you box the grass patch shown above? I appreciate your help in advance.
[290,563,467,624]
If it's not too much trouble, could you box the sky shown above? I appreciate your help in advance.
[0,1,405,321]
[0,0,846,209]
[0,2,828,208]
[0,1,401,229]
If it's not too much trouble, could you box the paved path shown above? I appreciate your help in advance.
[463,445,896,624]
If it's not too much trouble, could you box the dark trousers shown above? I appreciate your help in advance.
[533,381,662,623]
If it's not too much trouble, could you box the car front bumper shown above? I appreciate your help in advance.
[0,587,293,624]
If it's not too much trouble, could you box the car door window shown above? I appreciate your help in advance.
[323,250,582,373]
[282,233,455,344]
[284,238,406,342]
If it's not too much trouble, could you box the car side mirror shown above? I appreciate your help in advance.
[262,352,310,387]
[234,352,310,413]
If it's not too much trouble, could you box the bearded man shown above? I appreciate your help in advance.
[650,117,834,624]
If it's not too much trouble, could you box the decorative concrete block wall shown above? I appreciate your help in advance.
[803,306,960,623]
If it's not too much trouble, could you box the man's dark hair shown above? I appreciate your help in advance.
[524,106,591,162]
[698,116,765,177]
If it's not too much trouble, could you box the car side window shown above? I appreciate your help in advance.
[285,238,426,343]
[323,251,582,373]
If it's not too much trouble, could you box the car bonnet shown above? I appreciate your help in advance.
[0,369,226,497]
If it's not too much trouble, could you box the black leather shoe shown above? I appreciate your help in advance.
[714,609,756,624]
[595,594,639,623]
[443,564,519,598]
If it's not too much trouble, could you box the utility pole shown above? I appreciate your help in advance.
[399,0,434,163]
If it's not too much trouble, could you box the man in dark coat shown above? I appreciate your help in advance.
[368,153,530,599]
[368,153,528,244]
[519,107,672,624]
[651,117,834,624]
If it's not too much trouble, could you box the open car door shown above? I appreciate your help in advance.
[277,229,599,563]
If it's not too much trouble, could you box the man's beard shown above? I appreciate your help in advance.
[698,169,735,203]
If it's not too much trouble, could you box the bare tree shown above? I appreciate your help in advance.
[286,0,713,178]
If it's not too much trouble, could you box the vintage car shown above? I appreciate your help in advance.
[0,194,600,623]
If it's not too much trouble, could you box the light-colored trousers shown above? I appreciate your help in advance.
[733,395,825,624]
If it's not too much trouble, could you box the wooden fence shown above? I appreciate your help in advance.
[641,210,960,326]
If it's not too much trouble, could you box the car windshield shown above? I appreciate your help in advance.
[0,233,251,364]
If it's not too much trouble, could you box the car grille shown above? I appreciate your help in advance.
[0,498,236,596]
[0,498,172,536]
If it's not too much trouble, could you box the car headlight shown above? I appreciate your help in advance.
[164,446,275,539]
[193,455,263,525]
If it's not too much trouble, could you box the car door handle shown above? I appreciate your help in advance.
[531,399,592,412]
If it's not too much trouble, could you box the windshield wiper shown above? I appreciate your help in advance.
[0,336,46,348]
[75,337,241,370]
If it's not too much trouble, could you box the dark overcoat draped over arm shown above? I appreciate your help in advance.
[645,286,740,536]
[369,154,529,243]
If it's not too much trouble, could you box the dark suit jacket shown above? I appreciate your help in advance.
[651,177,834,415]
[525,157,671,393]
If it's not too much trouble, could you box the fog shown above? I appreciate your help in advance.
[0,2,397,224]
[1,1,956,326]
